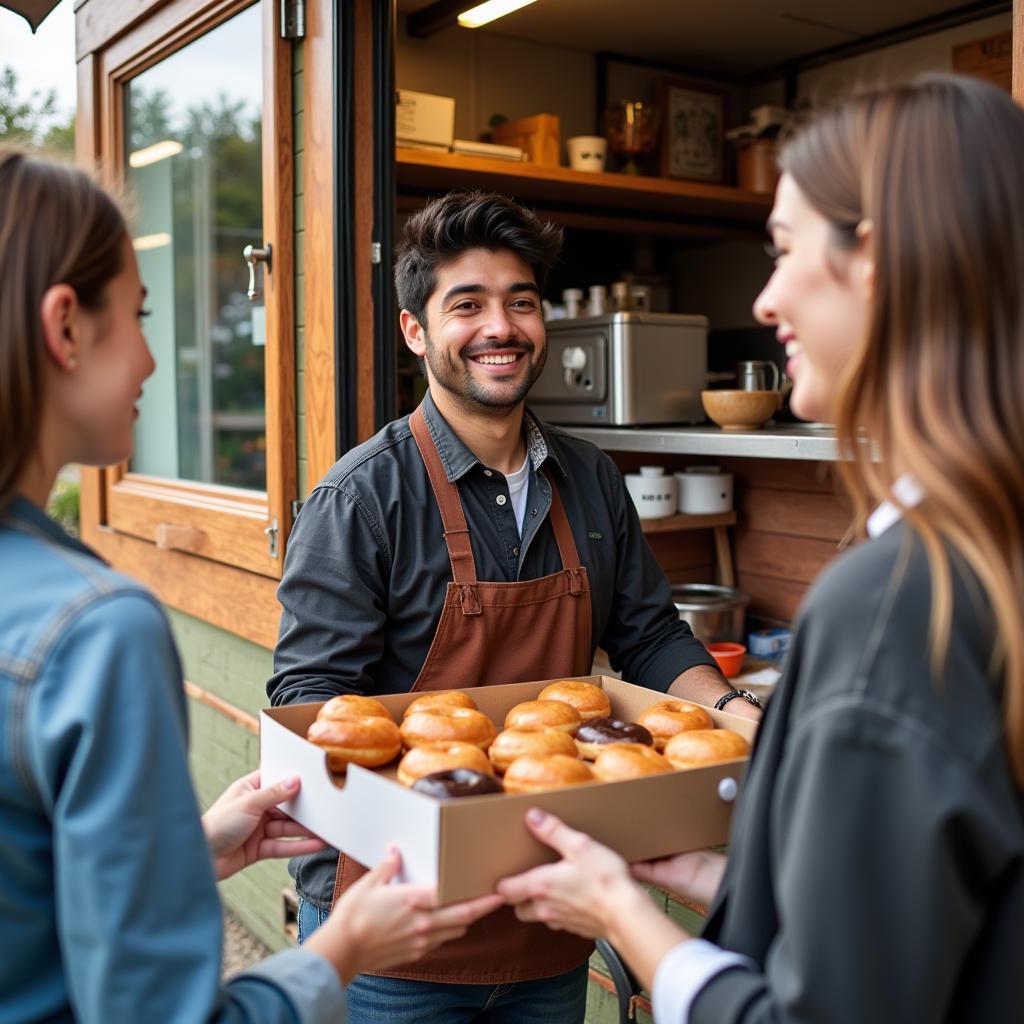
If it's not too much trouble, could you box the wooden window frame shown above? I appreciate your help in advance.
[80,0,294,583]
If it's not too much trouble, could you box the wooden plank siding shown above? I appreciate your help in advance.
[723,456,851,623]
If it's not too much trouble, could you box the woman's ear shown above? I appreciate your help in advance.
[856,219,875,298]
[400,308,427,357]
[39,284,81,372]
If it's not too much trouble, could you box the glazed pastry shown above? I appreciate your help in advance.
[504,699,581,736]
[402,690,478,719]
[537,680,611,722]
[592,742,672,781]
[397,741,494,787]
[664,728,750,769]
[412,769,504,799]
[400,706,497,751]
[488,727,579,774]
[502,753,594,794]
[574,716,654,760]
[637,700,714,751]
[306,715,402,772]
[317,693,393,722]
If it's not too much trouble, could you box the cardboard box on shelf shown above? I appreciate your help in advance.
[260,675,756,905]
[491,113,561,166]
[396,89,455,149]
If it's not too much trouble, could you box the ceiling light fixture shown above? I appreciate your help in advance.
[407,0,537,38]
[457,0,538,29]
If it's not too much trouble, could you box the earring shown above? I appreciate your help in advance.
[67,357,78,370]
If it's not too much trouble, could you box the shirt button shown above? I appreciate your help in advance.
[483,469,493,477]
[496,494,507,506]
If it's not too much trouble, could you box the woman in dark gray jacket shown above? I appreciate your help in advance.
[498,74,1024,1023]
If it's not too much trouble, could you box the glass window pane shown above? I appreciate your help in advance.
[125,3,265,491]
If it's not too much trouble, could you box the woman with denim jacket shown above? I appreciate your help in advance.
[0,148,501,1024]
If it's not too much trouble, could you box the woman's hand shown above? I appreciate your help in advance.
[631,850,727,907]
[498,809,693,992]
[306,848,505,982]
[202,771,325,881]
[496,808,637,939]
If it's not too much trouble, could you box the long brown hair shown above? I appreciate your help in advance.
[781,75,1024,787]
[0,148,127,511]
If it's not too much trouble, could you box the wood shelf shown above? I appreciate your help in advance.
[396,148,772,232]
[639,511,737,534]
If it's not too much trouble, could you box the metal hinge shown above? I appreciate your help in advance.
[264,518,279,558]
[281,0,305,39]
[370,241,382,265]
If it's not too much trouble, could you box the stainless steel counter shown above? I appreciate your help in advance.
[565,423,839,461]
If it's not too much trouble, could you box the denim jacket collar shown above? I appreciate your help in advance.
[2,495,101,562]
[419,388,566,483]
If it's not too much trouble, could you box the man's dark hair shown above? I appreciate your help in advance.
[394,190,564,326]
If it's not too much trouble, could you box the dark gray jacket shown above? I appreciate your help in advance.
[696,521,1024,1022]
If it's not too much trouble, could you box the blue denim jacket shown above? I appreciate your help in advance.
[0,497,345,1024]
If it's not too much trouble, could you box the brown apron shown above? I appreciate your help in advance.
[329,404,595,983]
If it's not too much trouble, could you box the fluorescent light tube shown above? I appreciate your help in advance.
[128,140,184,168]
[457,0,538,29]
[133,232,172,251]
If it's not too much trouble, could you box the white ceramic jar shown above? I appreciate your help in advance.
[674,466,733,514]
[625,465,676,518]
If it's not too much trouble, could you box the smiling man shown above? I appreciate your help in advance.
[268,190,756,1024]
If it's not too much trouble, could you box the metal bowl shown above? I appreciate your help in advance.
[671,583,750,644]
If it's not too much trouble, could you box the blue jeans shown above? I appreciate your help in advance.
[297,898,589,1024]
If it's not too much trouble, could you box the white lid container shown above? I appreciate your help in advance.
[674,466,733,514]
[625,466,676,518]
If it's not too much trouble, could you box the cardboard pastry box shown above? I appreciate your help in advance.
[260,676,756,905]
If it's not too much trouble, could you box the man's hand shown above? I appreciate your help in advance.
[631,849,727,907]
[202,771,326,881]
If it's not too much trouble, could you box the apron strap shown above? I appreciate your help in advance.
[410,403,585,597]
[547,474,585,585]
[410,405,478,588]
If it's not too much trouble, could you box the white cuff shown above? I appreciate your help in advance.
[652,939,757,1023]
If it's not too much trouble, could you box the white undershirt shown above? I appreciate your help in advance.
[505,453,531,536]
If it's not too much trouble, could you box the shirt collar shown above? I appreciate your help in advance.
[419,389,565,482]
[866,473,925,538]
[1,494,102,561]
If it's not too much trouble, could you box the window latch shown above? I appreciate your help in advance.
[265,518,279,558]
[243,243,272,302]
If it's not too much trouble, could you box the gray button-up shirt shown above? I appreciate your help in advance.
[270,390,713,705]
[269,391,716,906]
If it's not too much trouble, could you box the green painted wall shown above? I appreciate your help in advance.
[170,608,291,952]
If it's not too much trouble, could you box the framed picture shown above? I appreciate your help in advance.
[657,78,727,183]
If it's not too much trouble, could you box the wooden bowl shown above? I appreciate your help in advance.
[701,389,779,431]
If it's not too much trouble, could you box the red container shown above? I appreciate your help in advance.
[707,641,746,678]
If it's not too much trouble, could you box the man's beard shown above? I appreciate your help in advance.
[422,331,547,415]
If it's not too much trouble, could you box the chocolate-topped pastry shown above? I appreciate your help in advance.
[411,768,504,799]
[575,717,654,760]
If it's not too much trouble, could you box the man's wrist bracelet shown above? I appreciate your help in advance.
[714,689,762,712]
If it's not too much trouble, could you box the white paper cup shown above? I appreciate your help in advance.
[567,136,607,172]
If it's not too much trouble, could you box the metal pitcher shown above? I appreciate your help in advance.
[737,359,781,391]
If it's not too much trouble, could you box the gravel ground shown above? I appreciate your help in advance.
[222,910,274,978]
